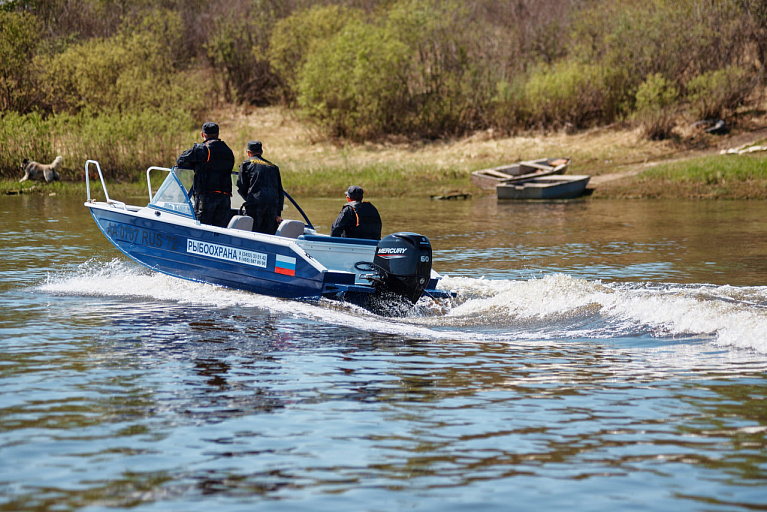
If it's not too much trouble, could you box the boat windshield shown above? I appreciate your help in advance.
[149,168,195,218]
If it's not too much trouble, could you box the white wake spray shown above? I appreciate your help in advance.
[38,260,767,353]
[435,274,767,352]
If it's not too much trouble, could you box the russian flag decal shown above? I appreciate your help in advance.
[275,254,296,276]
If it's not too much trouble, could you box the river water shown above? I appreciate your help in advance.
[1,192,766,511]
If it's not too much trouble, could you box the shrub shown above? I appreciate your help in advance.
[36,9,210,116]
[686,66,751,120]
[524,60,607,131]
[269,5,363,105]
[0,109,194,181]
[580,0,758,119]
[0,111,54,178]
[59,109,193,180]
[297,20,410,140]
[385,0,477,136]
[490,78,528,133]
[205,3,281,106]
[0,11,42,112]
[296,0,495,140]
[634,73,679,140]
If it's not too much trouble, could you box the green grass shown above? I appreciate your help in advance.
[280,161,469,197]
[606,152,767,199]
[642,153,767,184]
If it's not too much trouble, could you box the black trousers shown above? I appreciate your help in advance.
[194,193,232,228]
[245,204,280,235]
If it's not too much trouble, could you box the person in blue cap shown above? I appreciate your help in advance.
[330,185,382,240]
[236,141,284,235]
[176,122,235,227]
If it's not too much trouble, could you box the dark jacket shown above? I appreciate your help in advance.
[330,201,382,240]
[176,139,235,196]
[237,155,284,210]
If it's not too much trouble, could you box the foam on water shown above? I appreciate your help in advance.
[436,274,767,352]
[38,259,767,353]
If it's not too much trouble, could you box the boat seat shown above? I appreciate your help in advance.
[275,219,305,238]
[227,215,254,231]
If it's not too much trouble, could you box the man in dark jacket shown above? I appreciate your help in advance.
[176,122,235,227]
[330,185,382,240]
[236,141,284,235]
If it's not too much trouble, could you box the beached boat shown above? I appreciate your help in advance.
[496,175,591,200]
[83,161,450,313]
[471,157,570,190]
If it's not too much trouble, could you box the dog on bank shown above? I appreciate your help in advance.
[20,156,63,183]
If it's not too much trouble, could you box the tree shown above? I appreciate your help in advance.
[0,11,42,112]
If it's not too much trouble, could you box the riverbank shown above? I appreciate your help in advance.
[3,105,767,199]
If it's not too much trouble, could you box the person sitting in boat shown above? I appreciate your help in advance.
[236,141,284,235]
[176,122,235,228]
[330,185,382,240]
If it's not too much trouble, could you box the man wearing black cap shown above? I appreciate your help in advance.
[176,122,235,227]
[236,141,284,235]
[330,185,382,240]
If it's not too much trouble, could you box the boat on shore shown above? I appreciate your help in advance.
[471,157,570,190]
[83,160,450,313]
[496,175,591,200]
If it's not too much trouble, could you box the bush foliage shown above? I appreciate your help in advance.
[0,109,194,181]
[635,74,679,140]
[1,0,766,177]
[298,19,412,139]
[35,9,207,116]
[686,66,752,120]
[523,61,608,132]
[0,11,43,112]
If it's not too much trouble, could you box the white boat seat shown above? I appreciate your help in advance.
[227,215,254,231]
[275,219,305,238]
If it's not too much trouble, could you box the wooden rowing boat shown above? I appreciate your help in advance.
[471,157,570,190]
[496,175,590,200]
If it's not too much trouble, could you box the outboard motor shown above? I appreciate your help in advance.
[373,232,433,304]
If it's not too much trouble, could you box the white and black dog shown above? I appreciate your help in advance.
[20,156,62,183]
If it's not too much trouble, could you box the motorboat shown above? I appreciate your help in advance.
[83,160,451,313]
[496,175,591,200]
[471,157,570,190]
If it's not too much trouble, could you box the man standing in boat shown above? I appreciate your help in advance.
[330,185,382,240]
[236,141,284,235]
[176,122,235,228]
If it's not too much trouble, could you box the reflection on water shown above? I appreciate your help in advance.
[373,196,767,286]
[1,194,767,511]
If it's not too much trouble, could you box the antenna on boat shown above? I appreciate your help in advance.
[283,191,314,229]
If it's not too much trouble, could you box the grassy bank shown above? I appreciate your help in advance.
[3,106,766,200]
[594,151,767,199]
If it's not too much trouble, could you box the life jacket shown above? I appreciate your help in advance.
[344,201,382,240]
[194,139,235,195]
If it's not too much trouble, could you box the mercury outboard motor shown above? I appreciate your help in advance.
[373,232,433,304]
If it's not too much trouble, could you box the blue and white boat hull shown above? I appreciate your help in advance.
[84,161,449,308]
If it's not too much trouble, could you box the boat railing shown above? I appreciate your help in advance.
[85,159,128,209]
[283,190,314,229]
[146,166,173,200]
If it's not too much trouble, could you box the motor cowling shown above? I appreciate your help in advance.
[373,232,433,304]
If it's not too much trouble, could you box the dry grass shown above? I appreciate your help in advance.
[217,105,672,175]
[209,104,767,198]
[210,105,674,196]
